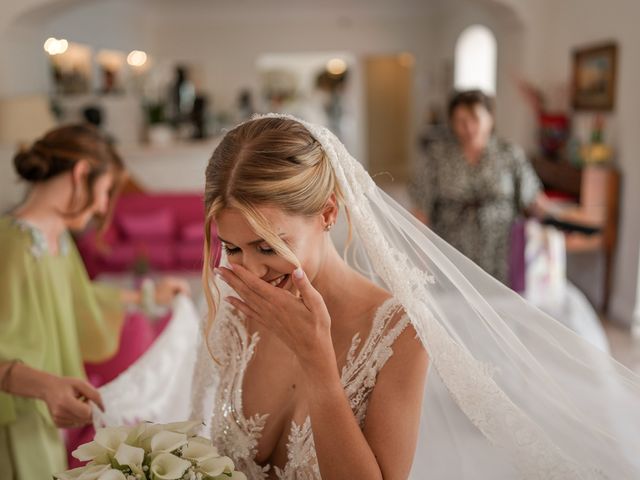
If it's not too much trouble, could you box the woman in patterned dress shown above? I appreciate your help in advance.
[409,90,546,283]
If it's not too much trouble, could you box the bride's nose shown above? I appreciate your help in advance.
[241,254,269,279]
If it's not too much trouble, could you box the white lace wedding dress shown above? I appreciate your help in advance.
[94,114,640,479]
[189,282,410,479]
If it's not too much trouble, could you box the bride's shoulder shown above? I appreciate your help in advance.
[356,280,423,354]
[352,279,406,332]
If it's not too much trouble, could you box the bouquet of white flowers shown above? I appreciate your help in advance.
[54,421,246,480]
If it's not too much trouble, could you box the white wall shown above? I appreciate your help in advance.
[525,0,640,326]
[146,3,440,165]
[423,0,532,146]
[0,0,445,165]
[1,0,154,96]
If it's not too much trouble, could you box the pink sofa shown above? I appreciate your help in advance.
[77,192,218,277]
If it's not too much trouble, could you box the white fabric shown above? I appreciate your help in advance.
[93,295,200,426]
[95,114,640,479]
[523,220,567,308]
[521,220,609,353]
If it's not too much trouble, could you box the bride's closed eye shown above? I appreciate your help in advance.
[223,245,241,256]
[223,244,276,256]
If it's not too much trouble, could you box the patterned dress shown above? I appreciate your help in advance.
[409,133,541,283]
[190,285,410,479]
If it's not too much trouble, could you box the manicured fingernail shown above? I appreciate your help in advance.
[228,263,235,270]
[293,267,304,279]
[214,268,222,277]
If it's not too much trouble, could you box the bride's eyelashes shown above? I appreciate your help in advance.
[223,244,276,256]
[223,245,240,256]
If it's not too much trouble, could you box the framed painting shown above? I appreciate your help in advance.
[572,42,617,111]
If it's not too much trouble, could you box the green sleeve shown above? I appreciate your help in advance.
[67,241,126,363]
[0,230,50,425]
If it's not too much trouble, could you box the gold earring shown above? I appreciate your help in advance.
[324,223,334,232]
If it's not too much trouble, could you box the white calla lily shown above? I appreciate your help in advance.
[161,420,202,436]
[198,455,235,477]
[128,421,163,450]
[71,441,109,463]
[150,430,188,453]
[96,470,127,480]
[65,464,110,480]
[190,435,214,445]
[94,427,129,453]
[150,452,192,479]
[229,472,248,480]
[181,440,219,463]
[114,443,145,474]
[54,465,92,480]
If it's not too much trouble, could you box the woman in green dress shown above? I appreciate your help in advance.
[0,124,189,479]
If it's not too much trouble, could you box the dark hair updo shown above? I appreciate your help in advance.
[14,123,121,182]
[13,123,125,229]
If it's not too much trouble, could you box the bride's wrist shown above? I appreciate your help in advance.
[299,343,340,383]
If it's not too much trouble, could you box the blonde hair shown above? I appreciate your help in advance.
[202,117,349,350]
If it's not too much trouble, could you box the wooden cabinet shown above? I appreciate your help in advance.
[532,157,620,312]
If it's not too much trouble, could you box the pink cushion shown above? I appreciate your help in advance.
[118,209,175,241]
[177,242,204,270]
[181,221,205,243]
[85,312,156,385]
[97,244,137,269]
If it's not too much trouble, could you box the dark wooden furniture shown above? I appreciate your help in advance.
[531,157,620,312]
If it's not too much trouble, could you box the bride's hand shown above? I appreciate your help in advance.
[217,264,334,368]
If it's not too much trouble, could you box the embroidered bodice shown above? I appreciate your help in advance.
[190,288,410,480]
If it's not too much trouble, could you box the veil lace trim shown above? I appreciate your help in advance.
[262,113,604,479]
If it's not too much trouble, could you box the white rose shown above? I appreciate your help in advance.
[150,452,192,480]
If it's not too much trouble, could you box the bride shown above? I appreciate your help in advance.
[195,116,427,478]
[97,114,640,479]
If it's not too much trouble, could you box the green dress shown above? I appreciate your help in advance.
[0,215,125,479]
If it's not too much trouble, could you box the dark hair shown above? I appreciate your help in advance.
[447,89,494,119]
[13,123,125,230]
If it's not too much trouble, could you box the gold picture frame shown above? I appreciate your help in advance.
[572,42,617,111]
